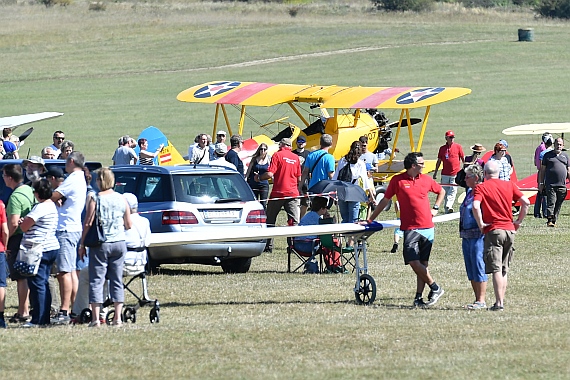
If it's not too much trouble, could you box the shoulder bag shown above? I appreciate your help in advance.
[13,243,43,277]
[84,197,105,247]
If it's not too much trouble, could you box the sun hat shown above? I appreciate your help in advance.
[22,156,46,171]
[499,139,508,148]
[123,192,138,210]
[216,131,226,136]
[280,138,292,147]
[214,143,227,155]
[470,143,486,153]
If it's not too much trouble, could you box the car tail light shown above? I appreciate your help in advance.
[162,211,198,225]
[246,210,266,224]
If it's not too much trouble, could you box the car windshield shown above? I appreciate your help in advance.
[172,173,254,204]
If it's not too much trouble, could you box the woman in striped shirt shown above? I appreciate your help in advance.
[138,138,164,166]
[19,179,60,327]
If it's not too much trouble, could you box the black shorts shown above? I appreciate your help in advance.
[402,228,434,264]
[6,234,25,281]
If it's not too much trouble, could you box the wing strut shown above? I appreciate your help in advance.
[416,106,431,152]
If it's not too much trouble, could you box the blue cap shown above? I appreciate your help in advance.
[499,139,508,148]
[296,136,306,143]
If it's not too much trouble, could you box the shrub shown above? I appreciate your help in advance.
[371,0,435,12]
[535,0,570,18]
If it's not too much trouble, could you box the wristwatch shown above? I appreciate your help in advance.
[432,205,439,210]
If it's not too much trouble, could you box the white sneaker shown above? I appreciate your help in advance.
[21,322,38,328]
[426,287,445,306]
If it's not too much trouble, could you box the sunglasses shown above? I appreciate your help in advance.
[260,148,267,151]
[54,137,65,140]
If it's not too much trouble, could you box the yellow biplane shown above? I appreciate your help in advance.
[177,81,471,182]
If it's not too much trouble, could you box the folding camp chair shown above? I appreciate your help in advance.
[287,237,323,273]
[319,234,356,273]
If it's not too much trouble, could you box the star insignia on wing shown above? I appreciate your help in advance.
[194,81,241,98]
[396,87,444,105]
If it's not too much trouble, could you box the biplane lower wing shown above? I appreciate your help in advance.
[0,112,63,130]
[148,213,459,247]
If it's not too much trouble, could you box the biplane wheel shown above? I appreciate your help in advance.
[79,308,92,324]
[374,186,391,212]
[123,307,137,324]
[149,307,160,324]
[105,310,115,325]
[355,274,376,305]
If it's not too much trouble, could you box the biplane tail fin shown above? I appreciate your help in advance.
[136,126,189,166]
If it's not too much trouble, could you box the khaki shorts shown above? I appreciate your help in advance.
[483,229,515,275]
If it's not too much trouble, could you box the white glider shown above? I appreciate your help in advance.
[0,111,64,130]
[148,213,459,247]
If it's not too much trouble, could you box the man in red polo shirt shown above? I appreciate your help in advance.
[433,130,465,214]
[257,138,301,253]
[368,152,446,308]
[473,160,529,311]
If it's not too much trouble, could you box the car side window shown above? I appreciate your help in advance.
[114,173,138,194]
[139,175,165,202]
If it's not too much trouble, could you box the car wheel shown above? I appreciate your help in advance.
[221,257,252,274]
[374,186,391,212]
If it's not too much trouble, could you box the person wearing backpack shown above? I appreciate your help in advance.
[299,134,335,191]
[333,141,373,223]
[2,128,19,160]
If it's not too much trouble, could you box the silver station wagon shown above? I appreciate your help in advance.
[111,165,267,273]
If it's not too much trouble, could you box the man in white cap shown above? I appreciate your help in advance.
[433,130,465,213]
[210,144,237,170]
[123,193,152,272]
[22,156,46,183]
[210,131,227,161]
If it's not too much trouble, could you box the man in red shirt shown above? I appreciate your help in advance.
[257,138,301,252]
[368,152,446,307]
[433,130,465,214]
[0,200,8,328]
[473,160,529,311]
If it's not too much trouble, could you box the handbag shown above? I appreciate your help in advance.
[13,243,43,277]
[84,197,105,247]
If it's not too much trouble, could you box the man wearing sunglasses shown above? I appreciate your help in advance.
[49,131,65,157]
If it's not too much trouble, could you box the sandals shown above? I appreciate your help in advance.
[8,313,31,323]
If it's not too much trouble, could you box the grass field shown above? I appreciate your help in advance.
[1,1,570,379]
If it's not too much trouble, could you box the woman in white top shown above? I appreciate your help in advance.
[78,168,131,327]
[19,179,60,327]
[333,141,375,223]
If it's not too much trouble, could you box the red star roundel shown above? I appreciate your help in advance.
[194,81,241,98]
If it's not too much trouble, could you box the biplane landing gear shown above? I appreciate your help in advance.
[355,273,376,305]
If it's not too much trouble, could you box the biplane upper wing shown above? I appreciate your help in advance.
[177,81,471,109]
[0,112,64,130]
[148,213,459,247]
[502,123,570,136]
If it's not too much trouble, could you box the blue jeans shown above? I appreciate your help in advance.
[462,237,487,282]
[339,201,359,223]
[27,249,58,325]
